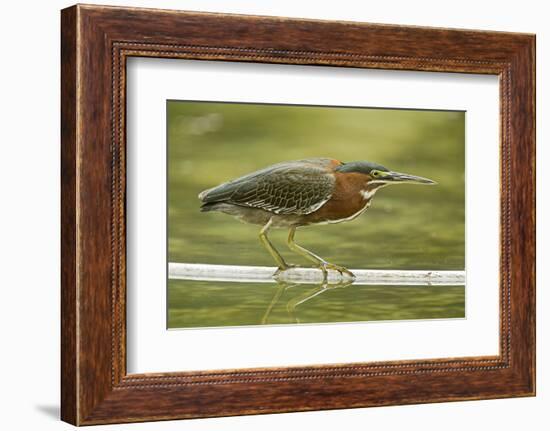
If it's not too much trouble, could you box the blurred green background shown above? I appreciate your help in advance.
[167,101,465,329]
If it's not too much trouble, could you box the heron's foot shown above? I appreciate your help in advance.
[273,263,355,283]
[318,262,356,281]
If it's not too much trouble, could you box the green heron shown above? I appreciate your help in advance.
[199,158,435,281]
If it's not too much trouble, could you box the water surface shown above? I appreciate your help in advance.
[168,280,465,328]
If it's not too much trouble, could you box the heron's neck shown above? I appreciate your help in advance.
[359,183,386,201]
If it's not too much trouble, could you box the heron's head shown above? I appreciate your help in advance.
[335,161,437,191]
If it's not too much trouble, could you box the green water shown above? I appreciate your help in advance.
[167,101,465,329]
[169,281,465,328]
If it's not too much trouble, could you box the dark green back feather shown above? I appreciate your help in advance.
[199,159,336,215]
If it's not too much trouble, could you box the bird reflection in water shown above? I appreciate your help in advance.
[261,279,354,325]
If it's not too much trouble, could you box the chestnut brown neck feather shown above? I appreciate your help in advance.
[304,172,378,224]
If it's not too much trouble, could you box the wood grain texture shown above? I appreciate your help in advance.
[60,6,78,425]
[60,4,536,425]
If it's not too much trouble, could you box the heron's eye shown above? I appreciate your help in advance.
[371,170,380,177]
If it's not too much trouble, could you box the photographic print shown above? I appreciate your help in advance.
[167,101,465,329]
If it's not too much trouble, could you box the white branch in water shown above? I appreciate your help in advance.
[168,262,465,286]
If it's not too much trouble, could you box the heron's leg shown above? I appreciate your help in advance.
[286,227,329,279]
[259,218,289,271]
[287,227,355,280]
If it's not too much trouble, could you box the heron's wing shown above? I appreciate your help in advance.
[199,160,336,215]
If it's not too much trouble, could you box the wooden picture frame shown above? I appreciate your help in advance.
[61,4,535,425]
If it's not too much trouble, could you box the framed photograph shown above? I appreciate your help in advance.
[61,4,535,425]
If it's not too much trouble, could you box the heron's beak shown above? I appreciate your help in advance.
[385,171,437,185]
